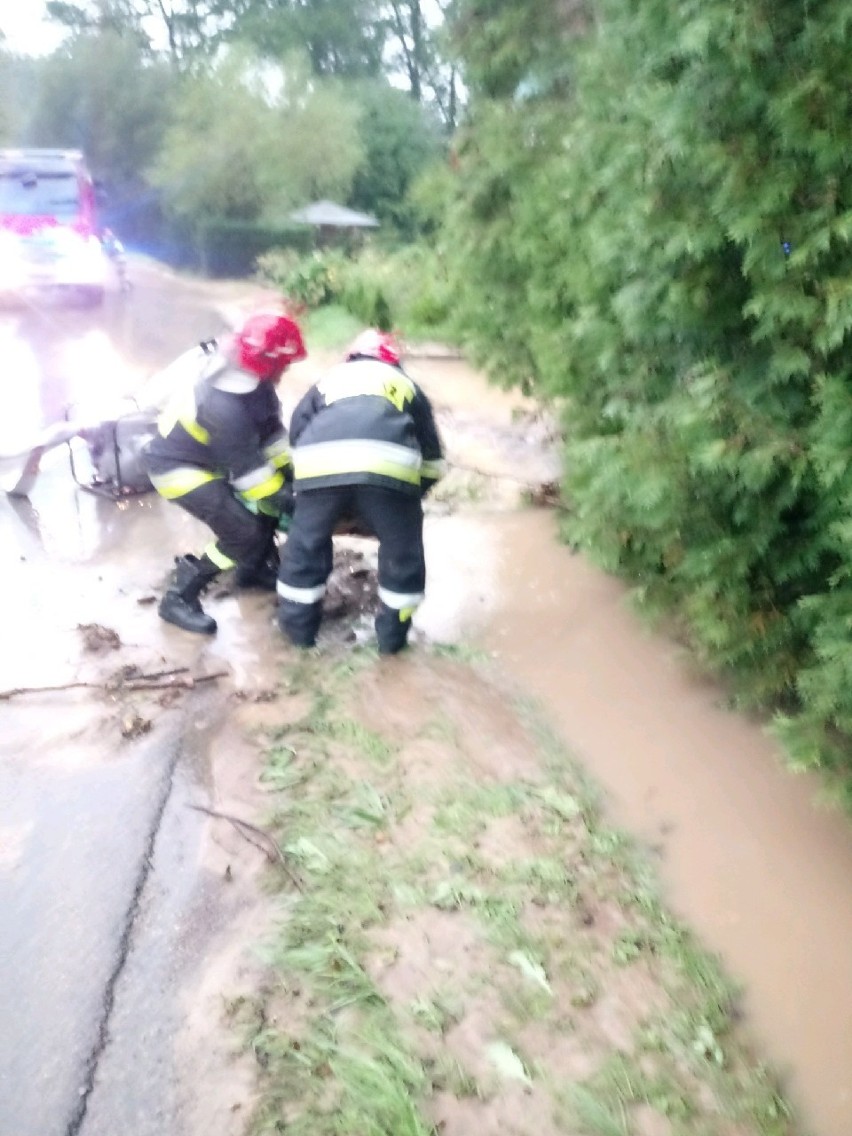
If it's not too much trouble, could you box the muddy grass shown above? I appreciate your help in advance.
[192,638,797,1136]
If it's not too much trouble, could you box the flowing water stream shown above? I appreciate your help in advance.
[454,508,852,1136]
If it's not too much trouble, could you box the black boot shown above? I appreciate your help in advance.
[277,598,322,648]
[375,603,412,655]
[158,554,220,634]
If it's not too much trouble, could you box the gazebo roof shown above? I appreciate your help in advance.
[288,200,379,228]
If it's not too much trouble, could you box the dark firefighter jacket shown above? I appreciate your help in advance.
[144,352,290,506]
[289,358,445,497]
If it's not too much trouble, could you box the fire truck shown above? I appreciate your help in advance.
[0,148,110,308]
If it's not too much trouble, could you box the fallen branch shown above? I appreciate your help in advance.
[0,667,227,701]
[121,671,229,692]
[188,803,304,892]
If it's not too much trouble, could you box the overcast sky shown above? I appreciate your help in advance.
[0,1,67,56]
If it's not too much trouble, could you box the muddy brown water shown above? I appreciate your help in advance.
[408,357,852,1136]
[420,507,852,1136]
[3,273,851,1135]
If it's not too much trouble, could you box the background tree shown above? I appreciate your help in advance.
[224,0,461,129]
[149,46,363,221]
[382,0,462,130]
[420,0,462,131]
[46,0,243,65]
[383,0,430,101]
[348,79,443,236]
[42,0,463,123]
[228,0,385,78]
[17,31,175,240]
[27,32,174,180]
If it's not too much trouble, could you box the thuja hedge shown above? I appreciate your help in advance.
[442,0,852,799]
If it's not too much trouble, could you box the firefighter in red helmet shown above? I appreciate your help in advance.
[277,328,445,654]
[143,307,307,634]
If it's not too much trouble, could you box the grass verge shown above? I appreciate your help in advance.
[235,645,798,1136]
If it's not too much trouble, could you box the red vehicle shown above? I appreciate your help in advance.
[0,148,110,307]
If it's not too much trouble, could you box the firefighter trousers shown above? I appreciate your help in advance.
[277,484,426,653]
[157,476,277,571]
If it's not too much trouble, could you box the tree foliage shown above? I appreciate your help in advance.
[45,0,462,127]
[232,0,385,78]
[149,47,363,221]
[25,31,174,184]
[46,0,243,64]
[440,0,852,794]
[348,80,443,236]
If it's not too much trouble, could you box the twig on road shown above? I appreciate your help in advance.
[121,671,229,692]
[0,667,228,701]
[188,803,304,892]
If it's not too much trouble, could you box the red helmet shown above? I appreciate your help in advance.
[345,328,402,367]
[232,309,307,379]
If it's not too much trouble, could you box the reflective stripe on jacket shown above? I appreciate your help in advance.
[144,353,289,505]
[289,358,445,497]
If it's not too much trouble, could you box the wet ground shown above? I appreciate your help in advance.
[1,262,851,1135]
[475,511,852,1136]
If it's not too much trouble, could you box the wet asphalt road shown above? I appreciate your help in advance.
[0,259,250,1135]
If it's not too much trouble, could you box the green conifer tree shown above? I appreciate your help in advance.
[443,0,852,796]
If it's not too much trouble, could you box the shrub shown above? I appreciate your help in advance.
[256,242,455,340]
[256,248,348,308]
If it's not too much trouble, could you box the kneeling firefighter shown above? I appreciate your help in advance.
[144,307,307,634]
[277,329,445,654]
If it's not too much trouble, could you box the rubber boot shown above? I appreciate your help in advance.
[375,602,412,656]
[277,598,323,648]
[158,554,220,634]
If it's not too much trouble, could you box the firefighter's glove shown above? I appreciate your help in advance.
[257,484,295,520]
